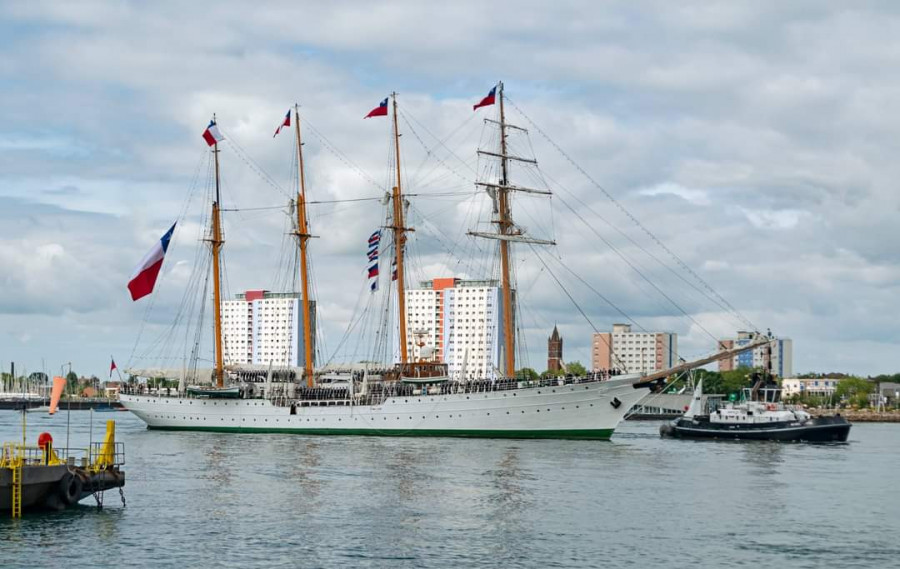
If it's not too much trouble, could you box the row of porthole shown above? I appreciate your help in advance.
[152,404,596,422]
[152,400,267,406]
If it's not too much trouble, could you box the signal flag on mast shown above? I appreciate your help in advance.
[473,86,497,111]
[273,110,291,137]
[367,230,382,291]
[109,357,118,378]
[202,120,225,146]
[128,223,177,301]
[364,98,389,119]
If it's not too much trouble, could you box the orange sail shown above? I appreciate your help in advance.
[49,376,66,415]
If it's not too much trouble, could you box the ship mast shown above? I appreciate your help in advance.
[390,92,411,365]
[469,82,555,378]
[210,117,225,388]
[496,83,516,378]
[293,105,315,388]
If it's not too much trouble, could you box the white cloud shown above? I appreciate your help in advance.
[739,207,809,230]
[639,182,711,206]
[1,1,899,377]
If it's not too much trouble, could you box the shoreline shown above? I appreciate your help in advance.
[807,408,900,423]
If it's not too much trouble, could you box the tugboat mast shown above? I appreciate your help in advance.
[293,105,315,387]
[390,92,411,365]
[210,117,225,389]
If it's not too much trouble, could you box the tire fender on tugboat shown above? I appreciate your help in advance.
[59,472,83,506]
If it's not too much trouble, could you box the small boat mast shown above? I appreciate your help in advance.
[293,104,316,388]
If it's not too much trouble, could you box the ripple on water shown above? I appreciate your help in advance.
[1,414,898,568]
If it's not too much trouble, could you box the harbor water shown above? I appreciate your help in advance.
[1,411,898,568]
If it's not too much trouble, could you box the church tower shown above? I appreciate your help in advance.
[547,325,563,372]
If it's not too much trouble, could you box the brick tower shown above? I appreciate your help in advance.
[547,325,563,372]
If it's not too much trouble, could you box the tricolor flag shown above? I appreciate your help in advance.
[109,357,118,378]
[273,110,291,137]
[473,86,497,111]
[128,223,177,301]
[391,255,398,282]
[202,120,225,146]
[364,98,389,119]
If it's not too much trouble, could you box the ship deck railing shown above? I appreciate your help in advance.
[121,371,628,406]
[293,372,619,407]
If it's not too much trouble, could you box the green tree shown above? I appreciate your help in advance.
[65,371,79,395]
[28,371,49,385]
[701,368,755,397]
[565,361,588,376]
[721,369,755,396]
[694,369,723,393]
[516,368,539,382]
[834,377,873,406]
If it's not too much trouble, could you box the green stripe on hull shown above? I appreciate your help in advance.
[147,425,615,440]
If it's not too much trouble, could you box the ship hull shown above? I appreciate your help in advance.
[660,415,851,443]
[120,377,648,440]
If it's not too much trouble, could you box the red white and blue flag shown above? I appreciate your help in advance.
[273,110,291,137]
[367,230,382,291]
[473,86,497,111]
[128,223,176,301]
[202,120,225,146]
[364,98,389,119]
[109,357,118,378]
[391,255,398,282]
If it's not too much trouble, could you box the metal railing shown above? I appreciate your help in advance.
[88,441,126,470]
[1,442,92,468]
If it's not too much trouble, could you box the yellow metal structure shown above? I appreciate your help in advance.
[91,421,116,472]
[11,458,22,518]
[2,443,24,518]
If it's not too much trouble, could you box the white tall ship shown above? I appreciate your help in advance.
[121,85,755,439]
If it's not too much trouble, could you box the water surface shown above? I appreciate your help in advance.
[1,411,898,568]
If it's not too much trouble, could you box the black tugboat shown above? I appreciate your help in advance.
[660,343,851,443]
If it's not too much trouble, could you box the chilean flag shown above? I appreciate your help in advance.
[274,110,291,137]
[128,223,176,301]
[109,357,118,378]
[364,98,389,119]
[202,120,225,146]
[473,86,497,111]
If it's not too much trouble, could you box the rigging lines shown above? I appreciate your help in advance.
[505,96,759,334]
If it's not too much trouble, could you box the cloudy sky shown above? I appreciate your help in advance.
[1,1,898,379]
